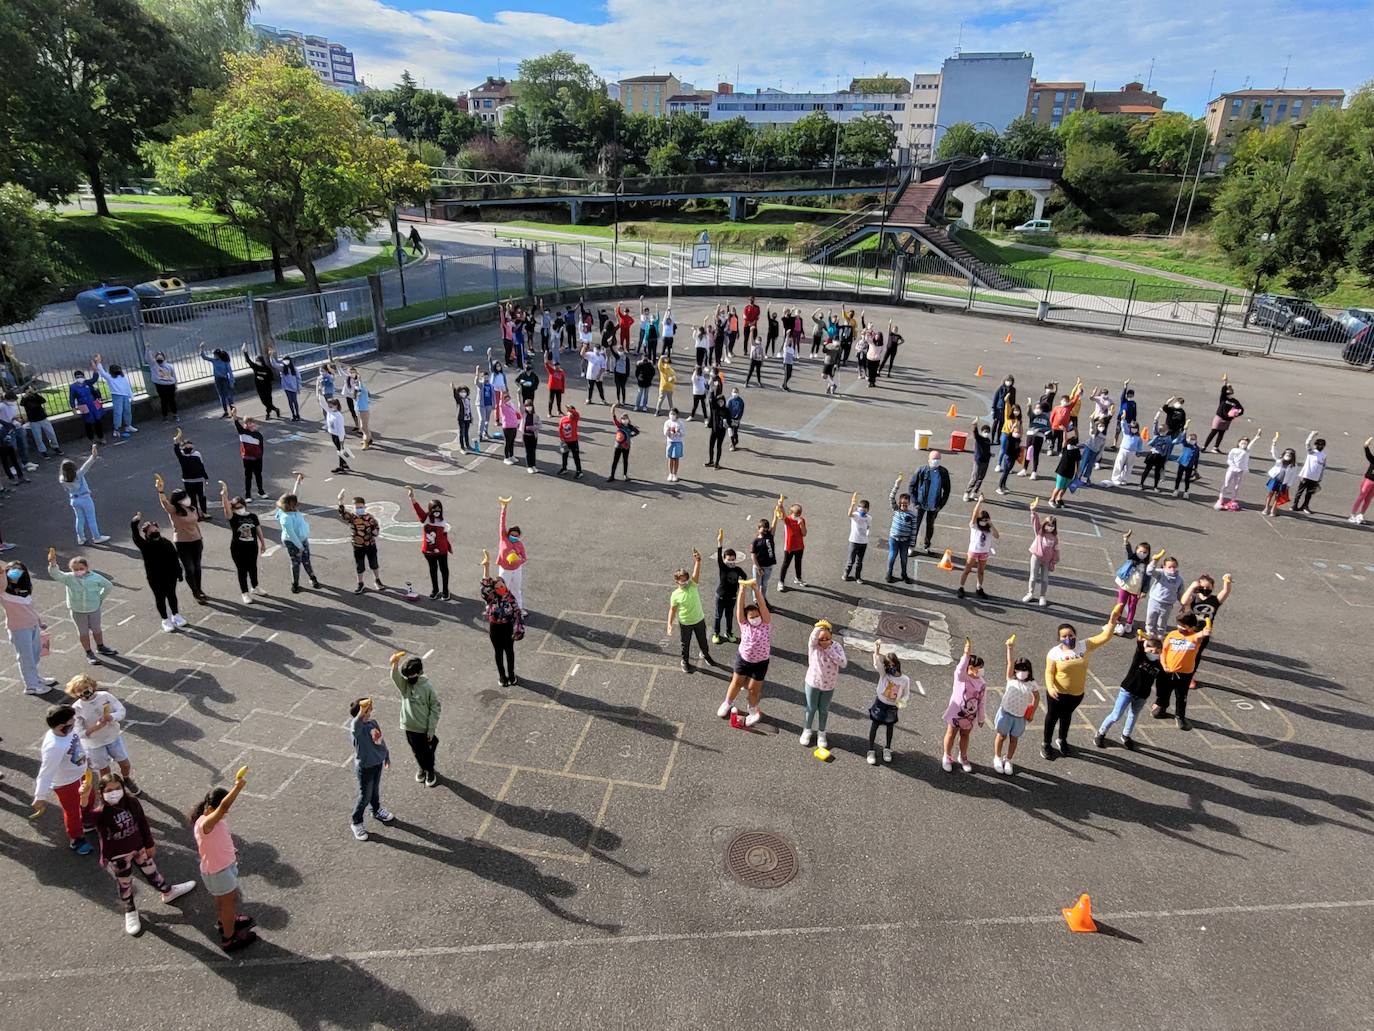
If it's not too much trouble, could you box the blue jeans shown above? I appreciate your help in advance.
[887,537,910,578]
[753,564,773,600]
[1078,446,1101,483]
[213,376,234,412]
[70,495,99,543]
[8,624,45,690]
[1098,688,1148,738]
[110,394,133,432]
[479,404,493,439]
[351,762,384,824]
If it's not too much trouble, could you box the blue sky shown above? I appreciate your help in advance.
[255,0,1373,114]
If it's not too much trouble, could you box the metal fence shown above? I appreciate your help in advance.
[262,284,376,367]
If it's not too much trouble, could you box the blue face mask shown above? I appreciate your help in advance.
[5,568,22,582]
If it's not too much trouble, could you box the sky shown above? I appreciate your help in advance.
[254,0,1374,114]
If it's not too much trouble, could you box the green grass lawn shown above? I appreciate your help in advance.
[48,209,272,285]
[496,206,843,252]
[96,194,195,208]
[954,231,1205,294]
[194,245,416,301]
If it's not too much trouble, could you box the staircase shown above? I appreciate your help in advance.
[876,171,1019,290]
[908,224,1018,291]
[801,204,883,263]
[888,177,945,225]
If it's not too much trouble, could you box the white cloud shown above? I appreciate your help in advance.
[255,0,1372,112]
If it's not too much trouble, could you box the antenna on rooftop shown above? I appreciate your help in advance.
[955,21,964,55]
[1279,54,1291,89]
[1145,57,1155,91]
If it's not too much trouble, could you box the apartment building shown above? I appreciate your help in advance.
[931,52,1034,149]
[618,74,683,117]
[666,92,715,118]
[1026,80,1084,127]
[907,71,942,160]
[469,77,517,127]
[1204,87,1345,142]
[253,24,359,92]
[707,88,909,129]
[1082,81,1166,120]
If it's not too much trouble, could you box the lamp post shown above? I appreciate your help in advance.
[1246,121,1306,310]
[831,120,842,188]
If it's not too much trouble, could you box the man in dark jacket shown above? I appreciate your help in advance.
[908,451,951,555]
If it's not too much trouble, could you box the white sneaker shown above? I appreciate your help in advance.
[744,708,761,727]
[253,585,267,595]
[941,754,953,772]
[1022,592,1035,603]
[1038,597,1048,607]
[241,592,253,604]
[799,728,814,745]
[93,534,111,544]
[1356,514,1365,525]
[527,467,536,474]
[1002,759,1014,775]
[993,755,1005,774]
[882,747,892,763]
[959,755,973,773]
[995,488,1007,495]
[816,732,828,749]
[161,880,195,903]
[1350,514,1362,524]
[1029,471,1038,481]
[24,462,38,471]
[503,458,515,465]
[160,617,176,633]
[1214,500,1224,510]
[1016,469,1027,477]
[351,822,369,841]
[125,909,142,936]
[718,700,733,719]
[866,750,877,765]
[172,614,188,627]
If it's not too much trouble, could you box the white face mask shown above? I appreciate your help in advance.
[1015,671,1031,682]
[103,789,124,804]
[747,616,762,626]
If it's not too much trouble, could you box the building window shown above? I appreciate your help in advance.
[1052,106,1062,116]
[1231,99,1242,113]
[1055,91,1065,101]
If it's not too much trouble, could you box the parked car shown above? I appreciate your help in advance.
[1246,294,1346,340]
[1334,307,1374,339]
[1342,322,1374,366]
[1012,219,1054,235]
[133,275,193,323]
[73,285,139,333]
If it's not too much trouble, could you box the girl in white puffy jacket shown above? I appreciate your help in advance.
[1263,432,1301,517]
[1214,429,1261,511]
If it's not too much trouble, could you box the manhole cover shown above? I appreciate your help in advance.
[725,831,798,889]
[876,611,927,643]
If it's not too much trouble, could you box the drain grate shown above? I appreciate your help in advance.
[725,830,798,889]
[876,611,928,643]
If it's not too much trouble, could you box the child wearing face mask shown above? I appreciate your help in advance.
[942,637,987,773]
[338,491,385,594]
[92,771,196,935]
[993,634,1038,775]
[450,383,475,453]
[172,428,210,518]
[518,400,541,473]
[800,618,848,746]
[480,552,524,687]
[957,497,999,600]
[712,529,746,645]
[965,420,993,501]
[497,496,527,613]
[47,547,116,664]
[1263,432,1301,517]
[474,368,496,442]
[66,673,135,786]
[1173,432,1201,498]
[1076,418,1108,487]
[844,493,871,582]
[1152,613,1212,731]
[1214,431,1260,511]
[30,703,93,853]
[1112,530,1153,636]
[1144,553,1184,638]
[1096,631,1163,749]
[1291,430,1327,514]
[221,482,266,605]
[2,560,58,695]
[867,638,911,766]
[1023,498,1058,606]
[130,513,184,631]
[1106,421,1143,487]
[407,487,452,600]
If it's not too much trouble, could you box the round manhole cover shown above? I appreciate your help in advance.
[725,831,798,889]
[876,611,926,643]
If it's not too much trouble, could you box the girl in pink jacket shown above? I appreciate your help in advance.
[1023,498,1060,607]
[941,638,986,773]
[800,619,848,750]
[498,392,521,465]
[497,497,527,614]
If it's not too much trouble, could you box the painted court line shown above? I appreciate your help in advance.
[3,897,1371,983]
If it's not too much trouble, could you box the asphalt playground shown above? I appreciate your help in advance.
[0,298,1370,1030]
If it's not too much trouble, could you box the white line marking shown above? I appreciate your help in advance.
[1259,700,1272,710]
[117,615,136,626]
[570,663,580,677]
[3,897,1371,983]
[263,545,280,558]
[1275,573,1285,581]
[422,649,434,660]
[1092,689,1106,702]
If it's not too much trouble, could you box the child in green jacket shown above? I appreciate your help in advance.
[389,650,441,787]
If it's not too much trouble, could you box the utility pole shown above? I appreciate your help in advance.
[831,120,842,188]
[1168,124,1200,236]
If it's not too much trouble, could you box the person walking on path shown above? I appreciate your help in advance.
[30,703,93,854]
[1042,602,1123,760]
[2,561,58,695]
[230,407,266,500]
[348,696,395,840]
[242,348,282,419]
[799,618,848,747]
[200,348,235,417]
[715,578,772,728]
[90,771,195,935]
[407,486,452,600]
[189,768,258,952]
[155,473,207,602]
[480,549,524,686]
[908,451,950,556]
[60,445,111,545]
[171,428,210,518]
[338,491,385,595]
[130,513,184,631]
[220,481,266,605]
[275,473,320,594]
[389,650,441,787]
[47,547,117,665]
[667,549,717,675]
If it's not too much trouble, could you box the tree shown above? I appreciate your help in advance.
[509,51,609,160]
[788,111,839,167]
[1130,112,1204,174]
[647,141,690,177]
[163,51,429,293]
[692,117,751,168]
[999,116,1061,162]
[138,0,254,87]
[437,109,481,156]
[840,114,897,165]
[0,185,57,325]
[3,0,201,215]
[1058,110,1142,168]
[936,122,999,160]
[1063,141,1128,202]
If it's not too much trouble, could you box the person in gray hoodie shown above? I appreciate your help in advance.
[389,651,441,787]
[348,696,394,840]
[1144,555,1185,639]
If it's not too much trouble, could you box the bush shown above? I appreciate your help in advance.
[455,137,527,172]
[524,148,587,180]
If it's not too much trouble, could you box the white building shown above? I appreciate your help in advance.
[927,51,1034,151]
[253,25,359,92]
[707,88,908,129]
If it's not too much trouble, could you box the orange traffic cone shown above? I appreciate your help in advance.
[937,548,954,571]
[946,403,958,418]
[1004,332,1013,344]
[974,365,985,377]
[1062,894,1097,933]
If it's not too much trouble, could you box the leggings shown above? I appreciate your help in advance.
[1353,478,1374,516]
[489,621,515,680]
[746,360,763,385]
[149,580,180,618]
[868,719,895,749]
[255,383,280,417]
[156,384,178,418]
[176,539,204,595]
[425,552,450,594]
[1114,589,1141,625]
[690,394,708,419]
[1202,421,1231,451]
[242,459,264,496]
[107,849,172,912]
[1139,454,1167,488]
[1027,555,1049,598]
[708,429,726,465]
[780,550,804,582]
[783,363,794,389]
[713,594,735,638]
[560,441,582,473]
[610,448,630,478]
[70,495,100,543]
[231,544,259,592]
[1174,464,1197,491]
[285,390,301,420]
[1155,671,1191,718]
[284,541,315,587]
[404,730,438,776]
[1043,691,1083,747]
[458,419,472,451]
[1022,437,1043,473]
[614,372,628,403]
[547,389,563,415]
[523,435,538,468]
[503,427,516,460]
[331,434,350,470]
[802,684,833,731]
[586,380,606,403]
